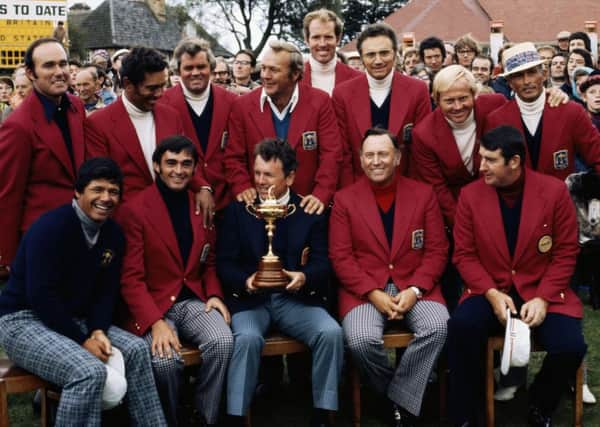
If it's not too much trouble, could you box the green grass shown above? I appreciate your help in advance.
[2,296,599,426]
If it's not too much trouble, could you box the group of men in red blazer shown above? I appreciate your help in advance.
[1,10,600,427]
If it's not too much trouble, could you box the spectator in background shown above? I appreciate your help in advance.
[537,45,556,69]
[68,59,81,94]
[491,43,514,99]
[571,67,595,106]
[346,51,364,72]
[419,36,446,76]
[549,53,567,88]
[75,68,104,115]
[454,34,480,69]
[561,49,594,98]
[581,72,600,130]
[556,30,571,53]
[444,42,455,66]
[110,48,129,95]
[1,68,32,123]
[410,63,433,92]
[471,55,494,88]
[232,49,260,92]
[0,76,13,112]
[52,21,68,48]
[402,47,420,75]
[569,32,592,52]
[212,57,232,88]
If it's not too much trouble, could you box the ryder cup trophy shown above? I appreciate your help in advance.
[245,186,296,288]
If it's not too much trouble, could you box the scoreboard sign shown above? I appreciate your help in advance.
[0,1,67,20]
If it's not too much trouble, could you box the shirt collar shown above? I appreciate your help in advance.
[260,83,299,115]
[258,188,291,205]
[182,80,211,102]
[35,90,71,122]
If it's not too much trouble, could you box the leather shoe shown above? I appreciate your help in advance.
[528,405,552,427]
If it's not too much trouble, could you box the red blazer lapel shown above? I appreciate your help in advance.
[67,96,85,169]
[110,99,153,181]
[205,85,228,160]
[479,182,511,262]
[355,177,390,254]
[513,171,545,262]
[31,96,75,179]
[286,85,315,149]
[390,176,416,259]
[389,72,410,135]
[250,94,277,142]
[145,185,184,269]
[351,76,372,138]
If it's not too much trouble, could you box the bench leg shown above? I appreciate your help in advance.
[351,364,361,427]
[40,388,47,427]
[574,363,583,427]
[485,341,495,427]
[0,380,7,427]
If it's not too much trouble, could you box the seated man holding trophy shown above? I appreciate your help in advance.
[217,138,343,427]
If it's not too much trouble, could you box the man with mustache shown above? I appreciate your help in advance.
[484,42,600,178]
[85,47,186,206]
[0,38,87,277]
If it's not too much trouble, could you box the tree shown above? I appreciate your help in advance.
[341,0,408,44]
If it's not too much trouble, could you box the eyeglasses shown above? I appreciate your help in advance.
[234,60,252,66]
[214,71,229,76]
[457,49,475,55]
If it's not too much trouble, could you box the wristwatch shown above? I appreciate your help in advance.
[410,286,423,299]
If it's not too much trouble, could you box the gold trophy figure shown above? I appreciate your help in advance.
[246,185,296,288]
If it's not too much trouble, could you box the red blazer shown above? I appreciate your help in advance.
[0,92,85,265]
[332,71,431,187]
[411,93,506,226]
[225,85,342,205]
[330,175,448,319]
[484,100,600,179]
[302,61,362,89]
[159,84,235,210]
[118,184,223,335]
[84,97,185,203]
[453,170,582,318]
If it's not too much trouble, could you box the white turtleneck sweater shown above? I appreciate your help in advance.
[516,92,546,135]
[308,56,336,95]
[122,94,156,178]
[446,110,477,174]
[182,81,211,116]
[367,70,393,107]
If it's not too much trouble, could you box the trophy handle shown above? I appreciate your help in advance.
[286,204,296,217]
[245,204,259,218]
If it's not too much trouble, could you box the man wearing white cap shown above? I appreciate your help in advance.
[556,31,571,54]
[485,42,600,180]
[448,126,587,427]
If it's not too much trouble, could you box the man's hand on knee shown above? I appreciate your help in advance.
[151,319,181,358]
[368,289,402,320]
[485,288,517,325]
[520,297,548,327]
[83,337,111,362]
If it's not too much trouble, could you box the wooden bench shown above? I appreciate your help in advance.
[0,359,49,427]
[485,335,583,427]
[350,327,447,427]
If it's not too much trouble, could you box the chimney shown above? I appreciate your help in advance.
[146,0,166,22]
[489,20,504,66]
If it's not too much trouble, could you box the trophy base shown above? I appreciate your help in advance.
[254,257,289,288]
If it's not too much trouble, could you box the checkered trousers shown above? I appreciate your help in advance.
[143,298,233,425]
[342,283,449,416]
[0,310,166,426]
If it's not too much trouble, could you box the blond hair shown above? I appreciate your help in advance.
[303,9,343,40]
[432,64,478,102]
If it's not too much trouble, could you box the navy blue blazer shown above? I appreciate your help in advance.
[0,204,125,344]
[216,192,331,313]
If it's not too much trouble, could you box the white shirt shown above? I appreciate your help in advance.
[367,70,394,107]
[259,188,291,205]
[308,56,336,95]
[446,110,477,174]
[516,91,546,135]
[182,81,211,116]
[122,94,156,178]
[260,83,300,121]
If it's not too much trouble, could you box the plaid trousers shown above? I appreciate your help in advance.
[143,298,233,425]
[0,310,166,426]
[342,283,449,416]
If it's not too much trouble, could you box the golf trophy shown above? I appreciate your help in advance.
[245,185,296,288]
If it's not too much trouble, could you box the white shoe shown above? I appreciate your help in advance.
[494,385,518,401]
[583,384,597,404]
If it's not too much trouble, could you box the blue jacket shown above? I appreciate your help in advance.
[216,192,331,313]
[0,204,125,344]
